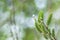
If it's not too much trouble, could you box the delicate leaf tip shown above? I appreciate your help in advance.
[35,19,42,33]
[38,10,44,22]
[47,13,53,25]
[52,29,55,37]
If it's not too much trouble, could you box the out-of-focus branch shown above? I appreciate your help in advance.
[0,14,10,28]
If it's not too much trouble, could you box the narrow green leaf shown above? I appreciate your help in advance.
[40,23,47,33]
[47,13,53,25]
[44,34,48,39]
[52,29,55,37]
[41,23,48,34]
[38,11,44,22]
[35,19,42,33]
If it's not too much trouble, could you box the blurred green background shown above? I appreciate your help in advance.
[0,0,60,40]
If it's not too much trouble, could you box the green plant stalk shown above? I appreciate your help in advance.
[36,10,56,40]
[9,0,19,40]
[40,20,56,40]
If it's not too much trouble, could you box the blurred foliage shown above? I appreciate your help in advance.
[0,31,7,40]
[23,28,35,40]
[23,28,40,40]
[0,0,38,17]
[0,0,60,40]
[47,0,60,12]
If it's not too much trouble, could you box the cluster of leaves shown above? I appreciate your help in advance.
[35,11,56,40]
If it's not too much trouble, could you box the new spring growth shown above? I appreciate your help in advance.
[34,10,56,40]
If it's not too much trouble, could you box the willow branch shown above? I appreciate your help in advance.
[40,20,56,40]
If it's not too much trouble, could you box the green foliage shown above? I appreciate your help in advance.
[0,0,38,17]
[23,28,35,40]
[44,34,48,39]
[38,11,44,22]
[47,13,53,25]
[0,0,60,40]
[52,29,55,37]
[0,0,8,12]
[35,11,56,40]
[23,28,40,40]
[35,19,42,33]
[23,4,38,17]
[47,0,60,12]
[0,31,7,40]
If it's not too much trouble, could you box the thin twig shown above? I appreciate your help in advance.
[40,20,56,40]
